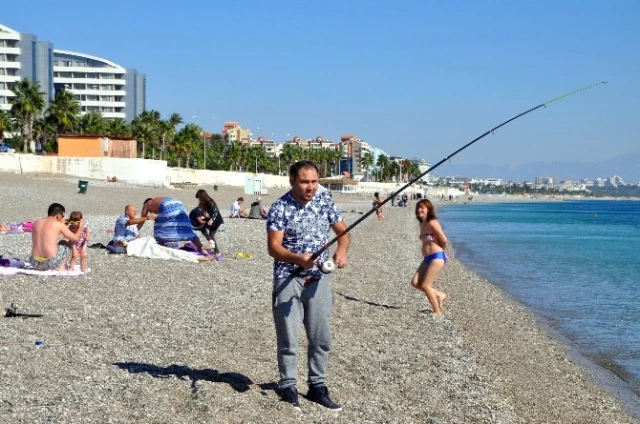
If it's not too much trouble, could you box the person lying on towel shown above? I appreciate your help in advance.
[141,197,209,255]
[29,203,86,271]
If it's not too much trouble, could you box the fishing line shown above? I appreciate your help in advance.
[314,81,607,272]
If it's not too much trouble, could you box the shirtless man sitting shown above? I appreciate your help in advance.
[29,203,85,271]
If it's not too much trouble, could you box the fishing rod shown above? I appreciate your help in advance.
[315,81,608,274]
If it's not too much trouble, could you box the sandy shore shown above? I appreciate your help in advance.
[0,172,638,423]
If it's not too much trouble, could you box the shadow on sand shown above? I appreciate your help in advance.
[336,292,401,310]
[113,362,253,398]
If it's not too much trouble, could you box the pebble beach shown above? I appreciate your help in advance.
[0,173,638,423]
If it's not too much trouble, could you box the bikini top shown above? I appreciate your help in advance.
[421,233,435,242]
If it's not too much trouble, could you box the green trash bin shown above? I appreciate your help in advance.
[78,180,89,194]
[213,185,219,191]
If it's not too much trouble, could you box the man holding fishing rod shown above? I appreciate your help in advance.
[266,160,350,412]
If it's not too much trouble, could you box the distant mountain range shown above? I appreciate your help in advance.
[433,150,640,183]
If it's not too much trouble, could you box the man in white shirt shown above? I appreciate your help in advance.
[229,197,248,218]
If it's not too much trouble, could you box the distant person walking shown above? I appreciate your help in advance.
[373,192,384,222]
[410,198,448,316]
[267,160,350,412]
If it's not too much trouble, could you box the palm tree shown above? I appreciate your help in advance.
[79,112,108,135]
[107,119,132,138]
[158,120,172,160]
[389,161,401,182]
[361,151,374,181]
[136,110,163,158]
[9,78,46,152]
[376,154,389,181]
[132,121,156,159]
[171,123,201,166]
[280,143,305,171]
[0,109,12,140]
[33,117,56,153]
[164,112,183,160]
[225,142,243,171]
[47,90,80,135]
[329,148,343,176]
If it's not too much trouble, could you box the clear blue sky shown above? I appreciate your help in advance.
[4,0,639,167]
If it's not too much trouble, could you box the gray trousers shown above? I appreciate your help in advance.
[272,275,334,389]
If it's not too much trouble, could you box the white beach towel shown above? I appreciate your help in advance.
[126,237,200,262]
[0,265,89,277]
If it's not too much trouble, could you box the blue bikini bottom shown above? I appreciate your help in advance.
[424,251,447,265]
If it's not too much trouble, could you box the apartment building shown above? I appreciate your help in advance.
[222,121,252,144]
[0,23,145,121]
[53,50,145,120]
[0,23,54,112]
[251,135,279,158]
[339,134,371,174]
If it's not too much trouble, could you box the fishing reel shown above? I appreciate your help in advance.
[318,259,336,274]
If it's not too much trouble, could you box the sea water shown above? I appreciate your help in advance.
[439,200,640,408]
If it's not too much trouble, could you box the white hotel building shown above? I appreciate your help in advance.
[0,23,144,121]
[53,50,145,120]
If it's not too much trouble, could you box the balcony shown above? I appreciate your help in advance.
[0,47,20,55]
[0,33,20,41]
[53,65,125,74]
[0,60,20,69]
[100,111,126,119]
[54,77,125,86]
[82,100,126,108]
[67,89,126,96]
[0,75,20,83]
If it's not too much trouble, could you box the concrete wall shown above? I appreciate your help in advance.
[166,168,290,188]
[0,154,440,196]
[0,154,167,185]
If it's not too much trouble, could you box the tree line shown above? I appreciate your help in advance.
[0,78,423,180]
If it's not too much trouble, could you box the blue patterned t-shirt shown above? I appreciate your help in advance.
[267,191,342,279]
[113,214,139,243]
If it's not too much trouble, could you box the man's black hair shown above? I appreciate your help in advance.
[289,160,319,179]
[143,198,153,205]
[47,203,65,217]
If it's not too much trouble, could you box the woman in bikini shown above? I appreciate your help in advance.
[373,192,384,222]
[411,198,448,316]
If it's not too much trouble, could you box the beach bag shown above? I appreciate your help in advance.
[22,220,34,232]
[8,222,22,234]
[106,240,127,254]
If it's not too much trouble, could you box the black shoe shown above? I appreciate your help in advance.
[307,385,342,411]
[279,386,301,411]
